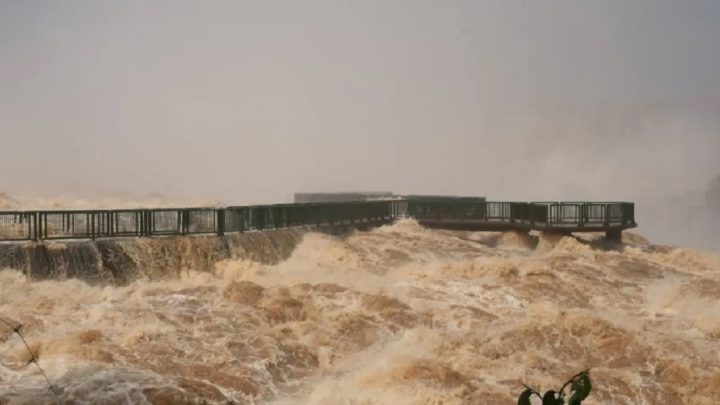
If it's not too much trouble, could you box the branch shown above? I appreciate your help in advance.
[0,316,61,404]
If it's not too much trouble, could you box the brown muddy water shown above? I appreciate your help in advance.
[1,219,719,404]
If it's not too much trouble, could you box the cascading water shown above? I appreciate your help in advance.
[1,219,719,404]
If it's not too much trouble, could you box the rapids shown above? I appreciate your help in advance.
[1,219,719,404]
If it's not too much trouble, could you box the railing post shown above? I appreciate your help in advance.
[604,204,610,228]
[144,210,148,236]
[135,211,141,236]
[142,210,150,237]
[529,203,534,226]
[217,208,225,236]
[33,212,39,241]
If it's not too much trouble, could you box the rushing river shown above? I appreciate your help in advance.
[1,220,719,404]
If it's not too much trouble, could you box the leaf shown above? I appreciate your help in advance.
[542,390,563,405]
[568,373,592,405]
[579,374,592,399]
[518,388,534,405]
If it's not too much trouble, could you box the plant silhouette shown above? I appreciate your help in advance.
[518,369,591,405]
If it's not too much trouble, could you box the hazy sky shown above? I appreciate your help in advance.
[1,1,719,244]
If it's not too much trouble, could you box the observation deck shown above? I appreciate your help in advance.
[0,198,636,243]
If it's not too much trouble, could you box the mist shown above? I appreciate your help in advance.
[1,0,719,249]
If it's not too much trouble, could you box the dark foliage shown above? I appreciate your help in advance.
[518,370,592,405]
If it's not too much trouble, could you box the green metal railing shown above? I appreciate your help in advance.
[0,199,635,242]
[408,200,636,229]
[0,200,406,241]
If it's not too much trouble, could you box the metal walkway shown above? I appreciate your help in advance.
[409,200,636,241]
[0,199,636,243]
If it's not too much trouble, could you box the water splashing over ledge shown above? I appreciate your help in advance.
[1,220,719,404]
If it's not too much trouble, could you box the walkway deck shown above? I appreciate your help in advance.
[0,199,636,243]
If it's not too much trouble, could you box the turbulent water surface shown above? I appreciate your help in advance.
[1,220,719,404]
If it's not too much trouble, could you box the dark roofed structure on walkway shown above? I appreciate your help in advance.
[294,192,394,203]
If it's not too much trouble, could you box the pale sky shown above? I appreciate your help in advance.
[1,1,719,245]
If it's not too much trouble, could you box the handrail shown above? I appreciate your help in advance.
[0,199,635,242]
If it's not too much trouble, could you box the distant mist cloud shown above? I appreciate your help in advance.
[0,0,718,249]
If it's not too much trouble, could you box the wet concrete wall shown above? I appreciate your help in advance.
[0,222,387,285]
